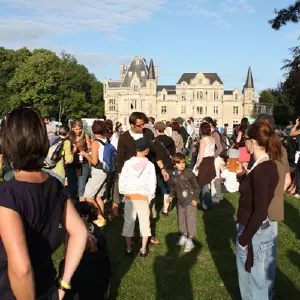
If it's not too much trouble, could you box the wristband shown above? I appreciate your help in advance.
[160,167,165,170]
[58,279,71,290]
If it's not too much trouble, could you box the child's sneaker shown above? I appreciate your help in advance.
[177,235,188,246]
[184,240,194,253]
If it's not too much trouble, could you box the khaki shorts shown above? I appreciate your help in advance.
[84,168,107,199]
[122,200,151,238]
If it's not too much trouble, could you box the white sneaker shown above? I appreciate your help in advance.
[184,240,195,253]
[293,194,300,199]
[177,235,188,246]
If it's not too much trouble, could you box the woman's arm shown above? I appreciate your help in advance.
[0,207,35,300]
[85,133,92,151]
[236,131,242,143]
[82,140,99,166]
[60,200,88,299]
[195,139,205,167]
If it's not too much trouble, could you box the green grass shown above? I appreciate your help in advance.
[53,193,300,300]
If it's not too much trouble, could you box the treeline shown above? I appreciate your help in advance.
[261,1,300,125]
[0,47,104,121]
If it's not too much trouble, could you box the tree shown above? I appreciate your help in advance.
[259,90,277,104]
[269,1,300,30]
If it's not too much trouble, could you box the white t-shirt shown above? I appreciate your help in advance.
[96,137,107,162]
[129,130,143,141]
[220,169,239,193]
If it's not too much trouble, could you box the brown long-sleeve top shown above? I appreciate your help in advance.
[237,161,279,272]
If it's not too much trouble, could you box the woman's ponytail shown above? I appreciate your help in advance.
[266,131,282,161]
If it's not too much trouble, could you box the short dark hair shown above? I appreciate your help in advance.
[1,107,49,171]
[148,117,155,124]
[203,117,216,127]
[172,153,186,165]
[200,122,211,136]
[255,114,275,130]
[105,120,113,138]
[171,121,180,132]
[59,125,70,136]
[129,112,147,125]
[44,116,50,121]
[239,117,249,132]
[189,117,194,122]
[224,123,228,127]
[92,120,107,135]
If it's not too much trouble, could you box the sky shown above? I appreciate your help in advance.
[0,0,299,94]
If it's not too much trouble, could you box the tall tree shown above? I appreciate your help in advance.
[269,1,300,30]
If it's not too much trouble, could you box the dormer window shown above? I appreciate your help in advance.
[129,72,132,77]
[235,94,238,101]
[163,94,166,100]
[198,78,202,84]
[141,71,145,77]
[136,60,139,65]
[133,85,138,92]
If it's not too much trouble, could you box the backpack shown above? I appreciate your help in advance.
[213,131,231,159]
[96,139,117,173]
[44,137,65,169]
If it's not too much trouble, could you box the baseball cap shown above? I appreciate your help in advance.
[135,138,152,152]
[154,121,166,131]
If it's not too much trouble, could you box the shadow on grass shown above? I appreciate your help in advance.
[154,232,202,300]
[287,249,300,270]
[284,201,300,239]
[104,216,139,300]
[274,267,300,300]
[203,197,240,299]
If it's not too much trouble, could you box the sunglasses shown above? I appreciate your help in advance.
[135,123,145,128]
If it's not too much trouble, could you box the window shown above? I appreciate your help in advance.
[266,106,271,115]
[205,107,207,114]
[162,94,166,100]
[141,71,145,77]
[147,103,152,114]
[133,85,138,92]
[213,106,219,115]
[109,99,116,111]
[150,82,153,89]
[214,91,218,100]
[124,117,127,126]
[129,71,132,77]
[130,99,137,110]
[198,78,202,84]
[161,106,167,114]
[196,106,203,115]
[233,120,239,125]
[233,106,239,115]
[196,91,203,100]
[235,94,238,101]
[182,92,186,101]
[136,60,139,65]
[181,106,186,114]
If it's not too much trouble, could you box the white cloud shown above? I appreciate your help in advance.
[222,0,255,14]
[0,0,166,43]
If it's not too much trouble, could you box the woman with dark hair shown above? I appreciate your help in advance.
[0,107,87,300]
[195,122,216,210]
[81,120,109,228]
[202,117,224,203]
[236,117,250,170]
[171,121,184,152]
[236,122,281,299]
[67,119,92,201]
[165,121,172,137]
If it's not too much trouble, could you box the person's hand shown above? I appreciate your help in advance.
[191,200,197,207]
[236,160,243,173]
[238,243,248,251]
[58,288,65,300]
[195,164,199,170]
[162,169,169,181]
[167,196,173,203]
[296,118,300,126]
[80,151,87,158]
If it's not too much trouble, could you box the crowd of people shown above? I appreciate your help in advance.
[0,106,299,300]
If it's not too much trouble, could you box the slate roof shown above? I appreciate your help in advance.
[157,85,176,91]
[244,66,254,89]
[177,73,223,85]
[224,90,233,95]
[107,81,121,88]
[148,59,155,79]
[120,57,149,88]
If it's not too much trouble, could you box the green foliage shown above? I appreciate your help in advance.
[269,1,300,30]
[259,90,277,104]
[0,47,104,120]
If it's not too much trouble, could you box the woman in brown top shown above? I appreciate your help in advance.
[171,121,184,153]
[236,122,281,300]
[67,119,91,201]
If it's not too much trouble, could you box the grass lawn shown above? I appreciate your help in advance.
[53,193,300,300]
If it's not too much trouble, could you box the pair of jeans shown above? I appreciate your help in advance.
[66,163,89,199]
[236,222,275,300]
[201,184,212,210]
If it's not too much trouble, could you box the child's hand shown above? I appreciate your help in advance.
[236,160,243,173]
[191,200,197,207]
[168,197,173,203]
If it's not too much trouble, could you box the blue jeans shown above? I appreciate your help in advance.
[201,184,212,209]
[66,163,89,199]
[267,220,278,299]
[236,222,275,300]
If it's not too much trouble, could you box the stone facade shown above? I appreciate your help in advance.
[104,56,273,127]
